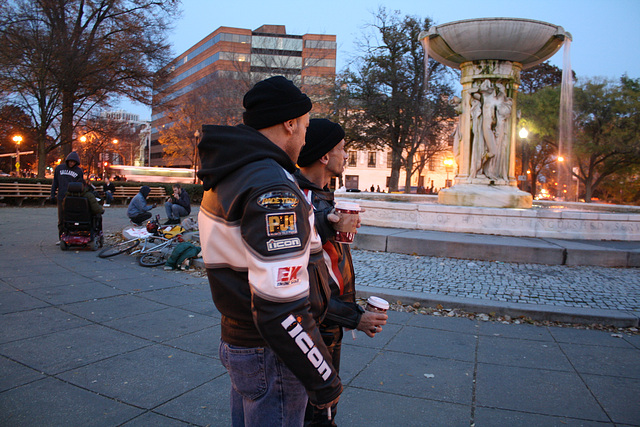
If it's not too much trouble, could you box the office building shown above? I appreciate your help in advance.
[150,24,337,167]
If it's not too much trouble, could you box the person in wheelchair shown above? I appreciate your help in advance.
[60,181,104,250]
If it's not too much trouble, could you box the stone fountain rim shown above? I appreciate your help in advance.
[428,17,569,37]
[419,17,572,70]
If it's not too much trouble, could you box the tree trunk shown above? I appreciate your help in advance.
[404,155,414,193]
[529,172,537,197]
[388,151,402,192]
[37,133,47,178]
[59,91,75,158]
[584,180,593,203]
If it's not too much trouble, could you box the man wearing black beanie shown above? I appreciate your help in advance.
[296,119,388,425]
[197,77,341,426]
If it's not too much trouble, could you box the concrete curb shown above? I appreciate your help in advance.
[356,285,640,328]
[353,226,640,267]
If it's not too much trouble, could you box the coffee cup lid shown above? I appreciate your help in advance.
[367,296,389,310]
[335,201,361,211]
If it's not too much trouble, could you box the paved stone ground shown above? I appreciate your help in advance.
[352,250,640,312]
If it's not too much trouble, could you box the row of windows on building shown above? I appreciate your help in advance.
[347,150,441,171]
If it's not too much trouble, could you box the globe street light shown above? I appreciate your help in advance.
[12,135,22,174]
[443,157,454,188]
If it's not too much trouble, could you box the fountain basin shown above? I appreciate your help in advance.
[421,17,571,69]
[337,193,640,241]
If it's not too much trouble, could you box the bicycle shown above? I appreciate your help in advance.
[98,215,184,267]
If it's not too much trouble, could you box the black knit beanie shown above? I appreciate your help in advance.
[297,118,346,167]
[243,76,312,130]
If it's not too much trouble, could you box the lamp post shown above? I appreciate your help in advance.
[12,135,22,175]
[443,157,454,188]
[193,129,201,184]
[518,127,528,191]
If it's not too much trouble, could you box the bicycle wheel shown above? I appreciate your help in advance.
[98,239,139,258]
[138,251,169,267]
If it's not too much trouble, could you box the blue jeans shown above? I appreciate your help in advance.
[104,190,113,204]
[219,340,308,427]
[165,201,188,220]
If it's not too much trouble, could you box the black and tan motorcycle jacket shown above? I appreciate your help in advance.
[197,124,341,406]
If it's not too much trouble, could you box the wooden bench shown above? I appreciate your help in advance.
[111,186,167,204]
[0,182,51,206]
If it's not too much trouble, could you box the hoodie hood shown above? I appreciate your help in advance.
[140,185,151,198]
[65,151,81,166]
[197,124,297,191]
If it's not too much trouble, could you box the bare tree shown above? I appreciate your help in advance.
[338,8,456,192]
[0,0,179,176]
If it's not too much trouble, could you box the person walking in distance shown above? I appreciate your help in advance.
[197,76,342,426]
[296,119,388,425]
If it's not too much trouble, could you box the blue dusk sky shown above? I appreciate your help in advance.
[119,0,640,119]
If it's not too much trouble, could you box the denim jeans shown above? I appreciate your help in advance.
[219,340,308,427]
[165,201,188,220]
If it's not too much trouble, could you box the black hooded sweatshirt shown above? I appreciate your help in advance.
[51,151,84,200]
[197,124,341,406]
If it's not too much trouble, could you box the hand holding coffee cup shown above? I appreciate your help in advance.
[332,201,362,244]
[357,296,388,337]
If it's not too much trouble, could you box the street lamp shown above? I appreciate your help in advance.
[12,135,22,175]
[518,127,528,190]
[443,157,454,188]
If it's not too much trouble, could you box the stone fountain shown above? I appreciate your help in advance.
[335,18,640,242]
[419,18,571,208]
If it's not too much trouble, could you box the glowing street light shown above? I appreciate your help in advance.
[518,127,529,139]
[12,135,22,174]
[443,157,454,188]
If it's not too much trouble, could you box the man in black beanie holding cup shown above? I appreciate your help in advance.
[197,76,341,426]
[296,119,388,425]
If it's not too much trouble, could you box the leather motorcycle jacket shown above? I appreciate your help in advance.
[295,171,364,330]
[197,124,340,406]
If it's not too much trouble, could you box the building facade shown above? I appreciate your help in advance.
[340,148,455,193]
[150,24,337,167]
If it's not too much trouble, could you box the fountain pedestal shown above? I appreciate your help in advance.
[440,59,532,208]
[420,18,570,209]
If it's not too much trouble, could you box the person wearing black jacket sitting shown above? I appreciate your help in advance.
[164,183,191,225]
[102,177,116,206]
[50,151,84,240]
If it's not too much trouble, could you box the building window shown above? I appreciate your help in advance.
[348,151,357,167]
[386,153,392,168]
[252,36,303,52]
[303,58,336,68]
[368,152,376,168]
[428,157,435,171]
[305,40,337,50]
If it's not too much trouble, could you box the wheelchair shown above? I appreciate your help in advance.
[60,182,104,251]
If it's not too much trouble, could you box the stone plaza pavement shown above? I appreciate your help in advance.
[1,206,639,426]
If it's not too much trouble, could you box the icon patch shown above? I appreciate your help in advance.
[266,212,297,236]
[267,237,302,251]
